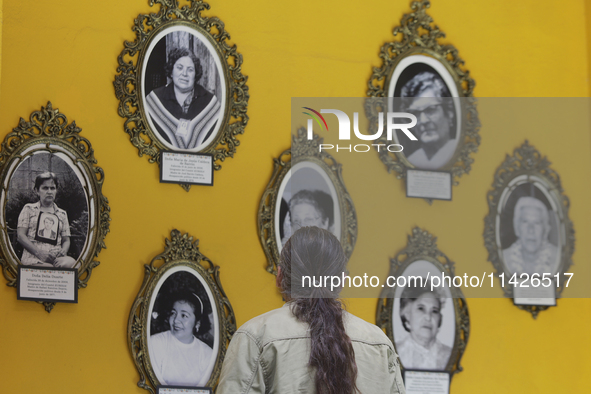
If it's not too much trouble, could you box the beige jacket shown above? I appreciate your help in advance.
[216,304,406,394]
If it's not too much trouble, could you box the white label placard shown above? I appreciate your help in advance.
[514,284,556,306]
[158,387,211,394]
[404,371,450,394]
[406,170,452,200]
[18,266,77,303]
[160,151,213,186]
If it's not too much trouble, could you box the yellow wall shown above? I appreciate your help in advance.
[0,0,590,393]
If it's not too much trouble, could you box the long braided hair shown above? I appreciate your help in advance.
[279,227,359,394]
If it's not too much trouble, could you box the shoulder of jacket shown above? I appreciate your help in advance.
[343,311,394,348]
[235,306,309,345]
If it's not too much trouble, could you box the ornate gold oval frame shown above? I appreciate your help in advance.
[0,102,111,312]
[258,128,358,275]
[114,0,249,191]
[128,229,236,392]
[366,0,480,184]
[376,227,469,376]
[483,141,575,318]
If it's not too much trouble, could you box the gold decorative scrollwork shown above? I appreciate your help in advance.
[0,102,111,312]
[366,0,480,185]
[128,229,236,392]
[483,141,575,318]
[258,128,358,275]
[114,0,249,191]
[376,227,469,375]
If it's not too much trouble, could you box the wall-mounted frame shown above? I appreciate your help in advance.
[366,0,480,188]
[258,128,357,275]
[377,227,469,379]
[483,141,575,318]
[0,102,110,312]
[114,0,249,191]
[128,229,236,393]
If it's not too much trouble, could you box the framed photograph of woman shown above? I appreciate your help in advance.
[366,0,479,184]
[0,103,110,312]
[258,128,357,275]
[114,0,249,183]
[376,228,469,376]
[129,229,236,392]
[484,141,575,317]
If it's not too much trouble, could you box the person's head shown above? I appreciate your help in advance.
[34,172,59,207]
[513,196,551,254]
[165,47,203,93]
[278,227,358,394]
[400,281,445,345]
[43,216,55,230]
[401,71,455,151]
[278,226,346,299]
[288,190,334,234]
[168,291,204,344]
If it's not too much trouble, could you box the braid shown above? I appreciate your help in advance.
[291,298,358,394]
[280,227,359,394]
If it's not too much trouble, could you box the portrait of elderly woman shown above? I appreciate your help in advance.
[280,189,335,246]
[395,280,452,371]
[502,196,559,275]
[390,58,459,170]
[144,30,223,151]
[276,162,341,249]
[148,270,216,387]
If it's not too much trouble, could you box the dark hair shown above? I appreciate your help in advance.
[399,280,444,332]
[289,190,334,227]
[165,47,203,87]
[168,291,210,336]
[279,227,358,394]
[34,172,59,190]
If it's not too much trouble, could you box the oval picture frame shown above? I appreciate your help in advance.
[114,0,249,190]
[483,141,575,317]
[128,229,236,392]
[258,128,357,275]
[366,0,480,183]
[376,227,469,376]
[0,102,110,312]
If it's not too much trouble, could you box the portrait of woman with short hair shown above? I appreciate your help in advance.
[143,28,224,152]
[277,162,341,248]
[16,172,78,269]
[388,55,462,171]
[396,281,452,370]
[391,260,456,372]
[498,182,562,276]
[147,269,217,387]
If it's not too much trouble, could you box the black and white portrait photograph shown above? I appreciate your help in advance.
[142,26,225,152]
[388,55,461,170]
[497,177,562,276]
[275,161,341,250]
[4,152,89,269]
[392,260,455,371]
[147,266,218,387]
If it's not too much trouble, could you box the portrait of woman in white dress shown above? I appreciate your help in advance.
[148,270,217,387]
